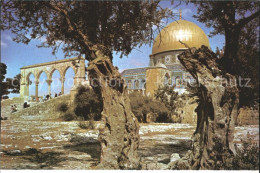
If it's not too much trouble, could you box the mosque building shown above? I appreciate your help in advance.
[121,16,210,97]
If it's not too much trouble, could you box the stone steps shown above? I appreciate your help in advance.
[1,97,24,118]
[8,94,72,120]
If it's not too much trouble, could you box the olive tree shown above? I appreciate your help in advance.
[1,0,172,169]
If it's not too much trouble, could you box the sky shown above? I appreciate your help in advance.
[0,1,225,98]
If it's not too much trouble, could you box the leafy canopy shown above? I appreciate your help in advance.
[1,1,172,60]
[74,85,103,121]
[0,63,8,98]
[192,1,259,37]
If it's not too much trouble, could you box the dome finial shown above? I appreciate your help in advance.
[179,9,182,20]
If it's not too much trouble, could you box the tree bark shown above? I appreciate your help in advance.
[87,50,140,169]
[170,46,239,170]
[221,28,240,75]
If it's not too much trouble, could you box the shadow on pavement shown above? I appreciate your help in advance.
[63,142,101,161]
[3,148,72,169]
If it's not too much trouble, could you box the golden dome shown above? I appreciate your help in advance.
[152,20,210,55]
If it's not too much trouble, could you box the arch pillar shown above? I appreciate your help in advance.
[46,79,52,95]
[20,82,29,100]
[70,58,86,100]
[20,70,30,101]
[35,80,39,102]
[73,58,86,87]
[60,77,65,94]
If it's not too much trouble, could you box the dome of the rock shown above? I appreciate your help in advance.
[152,20,210,55]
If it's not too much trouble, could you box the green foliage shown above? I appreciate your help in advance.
[74,85,102,121]
[61,111,76,121]
[192,1,259,37]
[237,18,259,107]
[0,63,7,82]
[191,1,259,107]
[212,137,259,170]
[77,119,95,130]
[57,102,69,113]
[59,85,102,122]
[2,95,9,99]
[0,63,8,98]
[129,92,170,123]
[6,73,21,94]
[154,86,179,114]
[215,138,259,170]
[232,140,259,170]
[0,70,21,98]
[1,1,173,58]
[77,121,89,129]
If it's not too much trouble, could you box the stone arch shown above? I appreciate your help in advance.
[140,79,146,89]
[127,80,132,89]
[62,65,77,79]
[25,71,37,100]
[48,68,62,96]
[26,72,36,84]
[49,68,62,80]
[63,66,77,94]
[36,70,48,82]
[20,57,86,101]
[37,71,49,98]
[175,76,182,88]
[134,80,140,89]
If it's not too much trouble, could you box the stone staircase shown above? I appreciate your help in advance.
[1,97,24,118]
[5,94,72,120]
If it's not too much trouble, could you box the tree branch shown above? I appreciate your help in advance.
[237,10,260,29]
[179,40,191,49]
[45,2,97,60]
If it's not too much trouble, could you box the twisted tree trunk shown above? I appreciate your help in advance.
[87,51,140,169]
[170,46,239,170]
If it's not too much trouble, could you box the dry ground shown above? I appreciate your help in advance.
[0,120,259,170]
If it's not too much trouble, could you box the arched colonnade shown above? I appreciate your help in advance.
[20,57,86,101]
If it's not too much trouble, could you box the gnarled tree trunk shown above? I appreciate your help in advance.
[170,46,239,170]
[87,51,140,169]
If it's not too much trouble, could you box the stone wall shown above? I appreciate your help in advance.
[180,102,197,124]
[145,67,171,97]
[236,107,259,125]
[9,94,72,120]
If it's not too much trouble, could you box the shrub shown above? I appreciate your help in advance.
[214,137,259,170]
[129,92,170,123]
[232,139,259,170]
[74,85,102,121]
[154,86,179,114]
[57,102,69,113]
[61,111,76,121]
[77,119,95,130]
[2,95,9,99]
[77,121,88,129]
[88,119,95,129]
[156,112,171,123]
